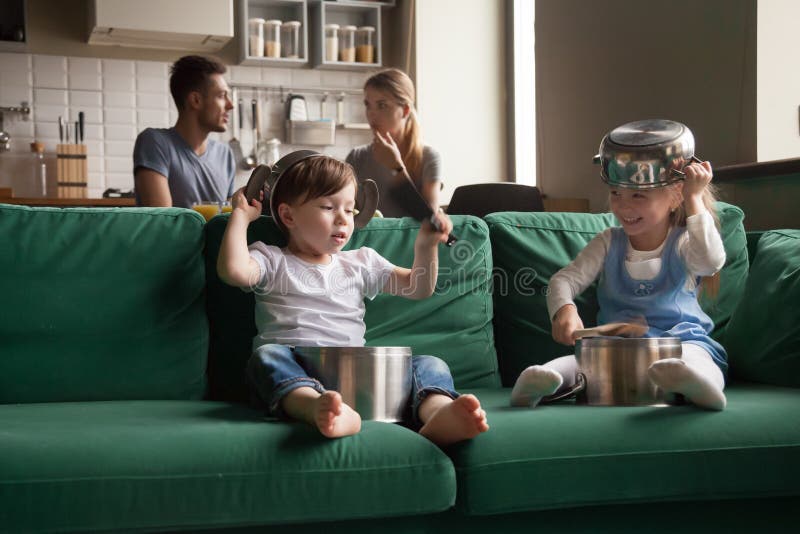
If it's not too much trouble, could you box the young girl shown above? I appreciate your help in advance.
[346,68,441,216]
[217,154,488,444]
[511,157,728,411]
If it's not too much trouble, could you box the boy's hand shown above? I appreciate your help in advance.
[417,208,453,247]
[231,187,263,222]
[552,304,584,346]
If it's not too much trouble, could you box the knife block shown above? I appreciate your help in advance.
[57,143,87,198]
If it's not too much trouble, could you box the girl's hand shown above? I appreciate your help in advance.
[231,187,263,222]
[552,304,584,346]
[682,160,713,200]
[371,129,404,171]
[417,208,453,247]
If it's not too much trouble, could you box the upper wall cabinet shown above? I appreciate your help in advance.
[310,1,382,70]
[235,0,393,70]
[87,0,233,51]
[0,0,27,52]
[237,0,308,67]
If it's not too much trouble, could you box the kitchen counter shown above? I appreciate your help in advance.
[0,194,136,208]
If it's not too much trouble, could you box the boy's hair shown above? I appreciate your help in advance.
[670,182,722,299]
[169,55,227,111]
[271,156,357,236]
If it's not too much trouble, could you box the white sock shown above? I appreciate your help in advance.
[648,358,727,411]
[510,366,564,408]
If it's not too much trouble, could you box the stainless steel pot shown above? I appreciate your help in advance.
[593,119,700,189]
[545,337,683,406]
[294,346,412,422]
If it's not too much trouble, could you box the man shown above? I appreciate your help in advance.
[134,55,236,208]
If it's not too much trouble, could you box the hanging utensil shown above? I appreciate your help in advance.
[244,98,258,169]
[230,91,245,168]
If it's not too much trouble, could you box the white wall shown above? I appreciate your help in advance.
[415,0,507,204]
[757,0,800,160]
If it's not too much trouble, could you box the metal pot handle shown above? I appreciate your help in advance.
[540,372,586,404]
[670,155,704,177]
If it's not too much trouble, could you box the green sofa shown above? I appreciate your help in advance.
[1,201,798,533]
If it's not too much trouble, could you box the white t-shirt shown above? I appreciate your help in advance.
[546,210,726,319]
[246,243,395,349]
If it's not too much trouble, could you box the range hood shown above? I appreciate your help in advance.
[88,0,233,52]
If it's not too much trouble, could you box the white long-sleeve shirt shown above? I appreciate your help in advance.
[546,210,726,320]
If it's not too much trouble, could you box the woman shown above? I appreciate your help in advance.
[346,68,442,217]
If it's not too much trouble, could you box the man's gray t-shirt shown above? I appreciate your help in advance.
[345,144,441,218]
[133,127,236,208]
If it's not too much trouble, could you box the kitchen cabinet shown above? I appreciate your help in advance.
[237,0,391,69]
[0,0,27,52]
[310,1,382,70]
[237,0,309,67]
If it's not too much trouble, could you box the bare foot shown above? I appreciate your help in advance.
[419,394,489,447]
[314,391,362,438]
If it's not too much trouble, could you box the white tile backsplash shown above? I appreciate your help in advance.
[104,140,134,157]
[103,75,135,92]
[0,52,31,72]
[69,107,102,124]
[33,70,67,89]
[102,59,135,77]
[68,57,101,75]
[103,107,136,125]
[135,77,166,93]
[135,61,167,78]
[0,84,32,105]
[104,156,133,174]
[3,53,368,196]
[33,104,68,123]
[136,92,168,110]
[69,90,103,108]
[103,91,135,108]
[103,124,137,141]
[68,74,102,91]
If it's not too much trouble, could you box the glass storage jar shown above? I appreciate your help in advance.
[355,26,375,63]
[324,23,339,62]
[281,20,301,59]
[264,20,282,58]
[248,18,265,57]
[339,25,356,62]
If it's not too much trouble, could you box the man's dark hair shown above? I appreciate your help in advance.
[169,55,227,111]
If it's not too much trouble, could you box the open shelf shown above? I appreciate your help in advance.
[237,0,309,67]
[310,1,381,70]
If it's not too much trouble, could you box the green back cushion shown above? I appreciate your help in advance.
[486,203,748,386]
[204,215,499,403]
[0,205,208,403]
[725,230,800,386]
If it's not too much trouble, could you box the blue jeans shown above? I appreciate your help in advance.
[246,344,459,428]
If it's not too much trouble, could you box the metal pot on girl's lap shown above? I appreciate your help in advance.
[294,346,412,422]
[543,337,684,406]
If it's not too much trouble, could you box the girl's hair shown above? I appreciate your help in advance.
[271,156,357,236]
[364,68,424,184]
[669,182,722,299]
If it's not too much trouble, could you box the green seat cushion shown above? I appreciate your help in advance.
[0,401,455,532]
[447,384,800,515]
[205,215,499,402]
[0,205,208,403]
[486,203,748,386]
[726,230,800,386]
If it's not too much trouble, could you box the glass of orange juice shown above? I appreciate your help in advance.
[191,201,221,222]
[221,200,233,214]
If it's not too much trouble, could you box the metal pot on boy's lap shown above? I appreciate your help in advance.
[294,346,412,422]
